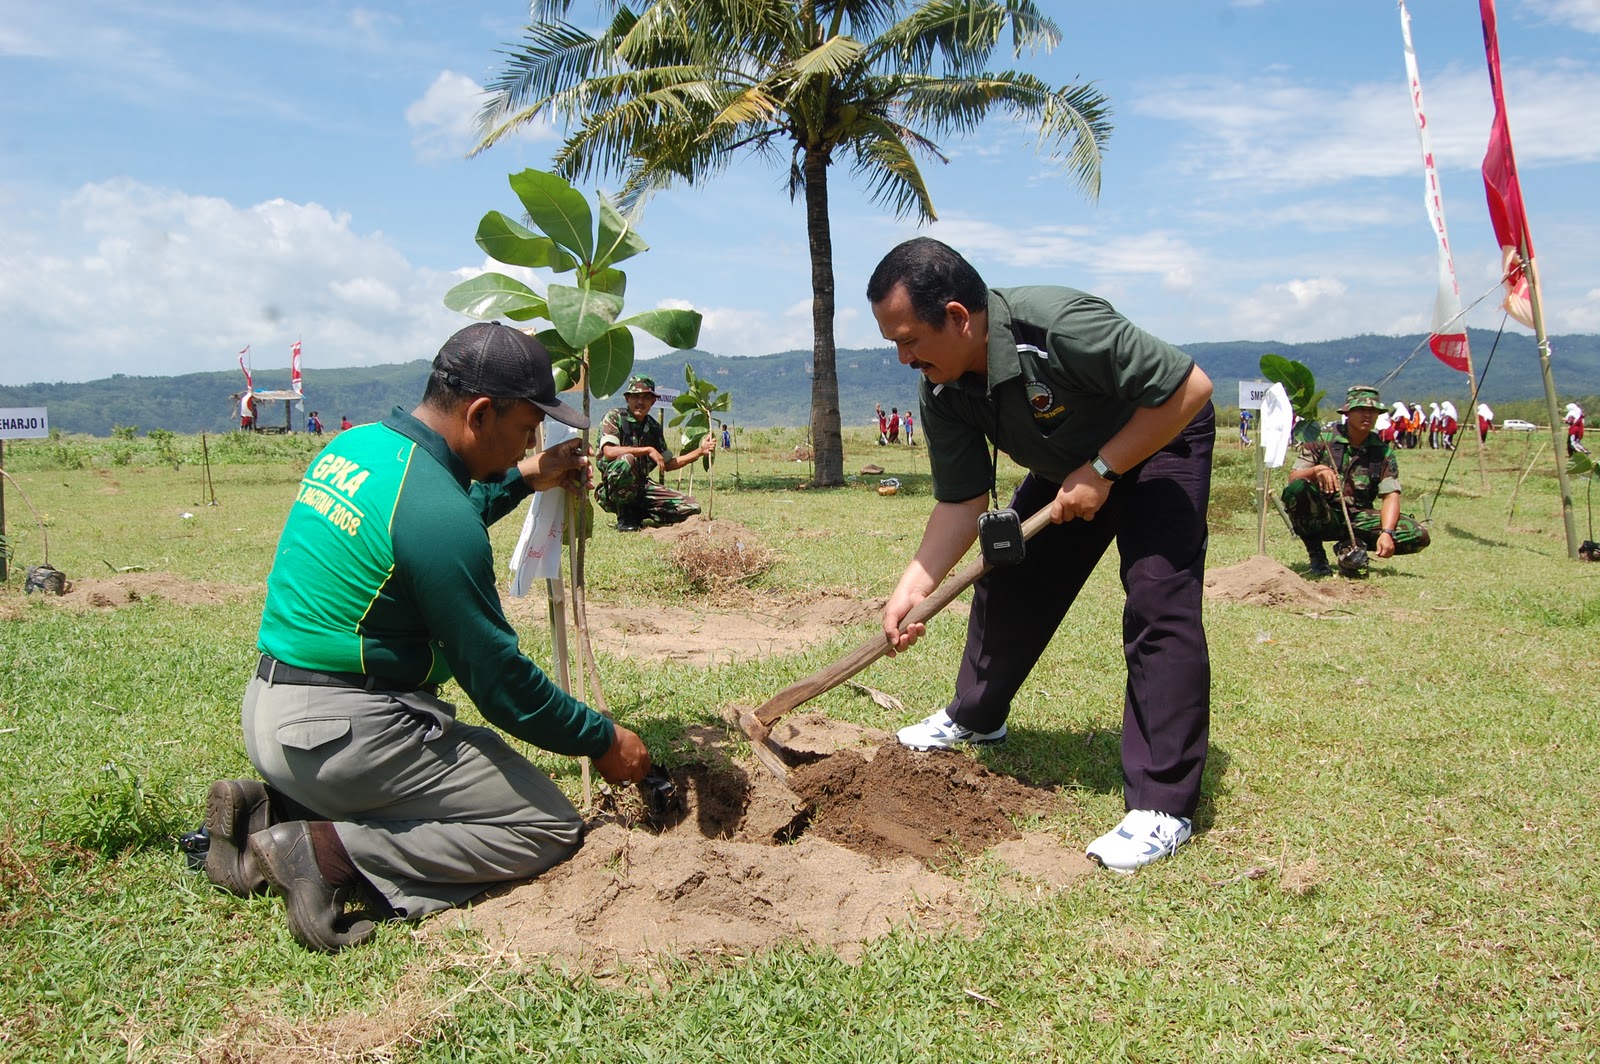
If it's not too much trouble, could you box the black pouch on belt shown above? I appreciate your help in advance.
[977,442,1024,567]
[978,507,1025,567]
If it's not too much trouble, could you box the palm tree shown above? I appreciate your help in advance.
[474,0,1111,487]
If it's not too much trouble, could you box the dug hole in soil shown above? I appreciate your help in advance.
[433,717,1090,970]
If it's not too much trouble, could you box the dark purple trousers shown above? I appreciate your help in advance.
[945,403,1214,818]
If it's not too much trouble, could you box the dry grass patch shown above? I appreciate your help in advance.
[665,523,776,593]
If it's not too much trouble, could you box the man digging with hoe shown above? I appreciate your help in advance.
[204,322,652,952]
[867,237,1215,874]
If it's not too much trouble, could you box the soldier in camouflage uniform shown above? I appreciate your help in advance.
[595,376,717,531]
[1282,384,1431,576]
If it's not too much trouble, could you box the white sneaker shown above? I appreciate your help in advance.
[1086,809,1193,873]
[896,711,1007,751]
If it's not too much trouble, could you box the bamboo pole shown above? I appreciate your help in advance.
[1461,350,1489,493]
[0,439,7,583]
[1522,252,1579,558]
[1255,433,1268,555]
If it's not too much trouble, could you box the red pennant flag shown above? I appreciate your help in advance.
[1480,0,1535,328]
[290,341,303,393]
[238,346,253,389]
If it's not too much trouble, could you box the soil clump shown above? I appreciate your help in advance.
[1204,555,1373,608]
[788,742,1061,863]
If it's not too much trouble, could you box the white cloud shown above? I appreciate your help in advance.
[0,23,51,56]
[1228,276,1352,340]
[0,179,468,385]
[921,216,1205,292]
[405,72,489,162]
[1525,0,1600,34]
[1564,287,1600,331]
[633,297,817,360]
[1132,65,1600,190]
[405,70,558,163]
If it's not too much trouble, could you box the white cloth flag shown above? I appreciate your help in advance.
[508,422,577,597]
[1401,1,1471,373]
[1259,383,1295,469]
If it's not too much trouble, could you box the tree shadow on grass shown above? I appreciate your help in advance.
[1439,521,1548,553]
[975,728,1233,834]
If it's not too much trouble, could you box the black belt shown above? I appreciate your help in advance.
[257,654,434,695]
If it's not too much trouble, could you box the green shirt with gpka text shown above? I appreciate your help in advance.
[256,407,613,758]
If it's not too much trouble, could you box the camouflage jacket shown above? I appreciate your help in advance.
[1292,423,1401,509]
[597,407,674,463]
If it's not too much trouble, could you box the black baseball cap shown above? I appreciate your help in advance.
[433,322,588,429]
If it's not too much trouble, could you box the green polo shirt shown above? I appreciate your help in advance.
[922,286,1196,502]
[256,407,614,759]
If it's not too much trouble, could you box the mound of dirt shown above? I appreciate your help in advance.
[450,823,975,968]
[766,712,891,763]
[1204,555,1370,608]
[789,743,1061,863]
[437,718,1075,970]
[636,513,752,545]
[7,572,248,613]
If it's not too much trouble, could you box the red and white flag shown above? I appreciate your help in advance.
[1401,2,1470,373]
[290,341,303,394]
[238,346,253,389]
[1480,0,1536,328]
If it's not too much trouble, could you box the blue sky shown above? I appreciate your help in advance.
[1,0,1596,386]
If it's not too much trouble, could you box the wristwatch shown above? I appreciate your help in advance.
[1380,528,1397,537]
[1090,454,1120,482]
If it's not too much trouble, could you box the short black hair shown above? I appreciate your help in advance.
[421,370,520,415]
[866,237,988,327]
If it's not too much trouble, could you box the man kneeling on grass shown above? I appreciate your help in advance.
[1281,384,1431,578]
[203,322,652,953]
[593,375,716,532]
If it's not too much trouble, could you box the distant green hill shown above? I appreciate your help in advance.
[4,328,1596,436]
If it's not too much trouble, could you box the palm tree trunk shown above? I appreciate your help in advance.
[803,149,845,487]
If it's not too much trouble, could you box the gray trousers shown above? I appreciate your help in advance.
[241,675,584,919]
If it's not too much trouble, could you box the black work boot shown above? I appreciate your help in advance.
[614,505,642,532]
[1303,538,1332,578]
[204,779,273,896]
[249,822,377,954]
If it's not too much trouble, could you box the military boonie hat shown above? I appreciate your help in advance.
[1342,385,1384,413]
[433,322,588,429]
[624,376,659,397]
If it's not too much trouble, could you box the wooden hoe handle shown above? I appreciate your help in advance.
[752,508,1054,727]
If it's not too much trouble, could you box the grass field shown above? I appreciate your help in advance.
[1,422,1597,1061]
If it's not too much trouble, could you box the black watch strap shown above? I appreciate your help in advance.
[1091,454,1120,482]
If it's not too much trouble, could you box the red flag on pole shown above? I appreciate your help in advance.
[238,346,253,389]
[1480,0,1536,328]
[290,341,303,394]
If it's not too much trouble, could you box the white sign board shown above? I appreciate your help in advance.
[1238,380,1272,411]
[0,407,49,440]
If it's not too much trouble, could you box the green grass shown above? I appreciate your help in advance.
[2,428,1598,1060]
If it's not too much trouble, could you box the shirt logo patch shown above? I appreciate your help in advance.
[1026,381,1054,414]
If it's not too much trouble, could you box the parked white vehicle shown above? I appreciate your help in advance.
[1501,418,1538,431]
